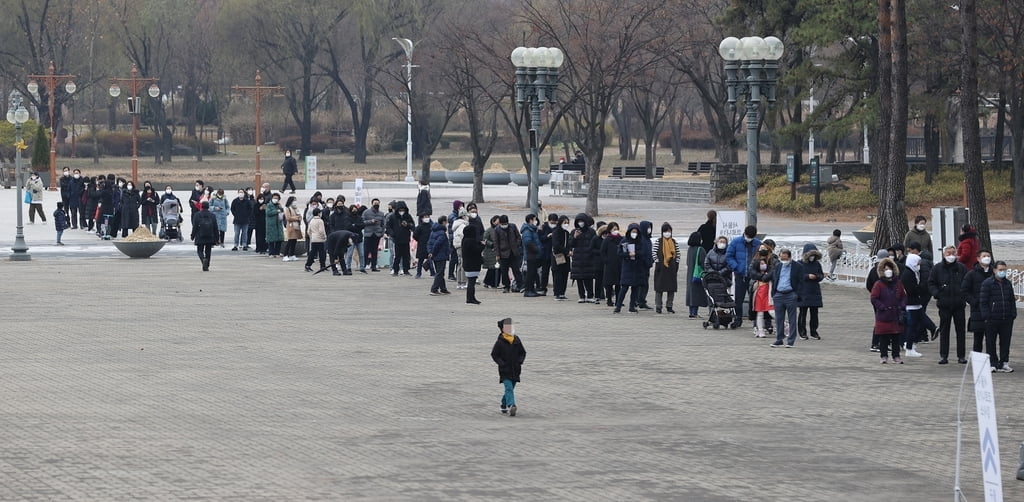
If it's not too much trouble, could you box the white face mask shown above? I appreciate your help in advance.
[944,255,956,263]
[73,174,80,179]
[423,218,431,224]
[470,212,478,219]
[980,256,992,266]
[916,224,926,231]
[884,269,894,278]
[611,230,620,237]
[662,232,671,238]
[562,224,570,231]
[577,221,584,228]
[717,242,727,250]
[630,232,639,239]
[779,260,790,266]
[165,189,172,194]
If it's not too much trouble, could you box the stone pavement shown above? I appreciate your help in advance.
[1,184,1024,500]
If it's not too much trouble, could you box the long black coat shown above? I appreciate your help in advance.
[119,189,141,231]
[569,213,598,279]
[657,237,682,293]
[600,235,623,287]
[962,264,994,331]
[490,335,526,383]
[462,226,484,273]
[929,260,967,309]
[797,257,825,307]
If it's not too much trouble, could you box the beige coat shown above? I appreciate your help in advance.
[307,217,327,243]
[284,206,304,240]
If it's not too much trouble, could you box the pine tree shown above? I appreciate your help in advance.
[30,124,49,174]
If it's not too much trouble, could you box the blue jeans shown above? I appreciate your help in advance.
[233,223,249,247]
[902,309,921,350]
[501,379,517,407]
[773,291,799,345]
[345,241,364,271]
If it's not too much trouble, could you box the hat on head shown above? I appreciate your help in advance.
[876,249,889,260]
[497,317,512,329]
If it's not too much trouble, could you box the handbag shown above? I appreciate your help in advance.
[554,253,566,265]
[24,191,31,204]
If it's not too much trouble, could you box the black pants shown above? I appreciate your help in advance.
[604,284,617,304]
[985,319,1014,369]
[552,262,570,297]
[637,271,650,306]
[393,242,411,273]
[484,267,499,287]
[416,255,431,277]
[733,275,748,324]
[971,323,986,353]
[431,260,448,292]
[282,174,296,192]
[448,249,459,279]
[576,278,594,299]
[938,306,966,360]
[523,258,540,292]
[594,269,605,299]
[69,204,83,228]
[499,256,522,291]
[364,235,381,270]
[255,219,267,253]
[615,285,639,310]
[538,257,552,291]
[196,244,212,265]
[268,240,282,256]
[28,203,46,223]
[329,247,349,273]
[798,307,819,337]
[878,333,901,359]
[284,239,298,256]
[305,242,326,269]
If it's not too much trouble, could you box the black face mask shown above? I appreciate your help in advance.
[759,250,769,257]
[372,205,380,210]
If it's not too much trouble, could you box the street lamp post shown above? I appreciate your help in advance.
[27,61,76,190]
[719,36,784,227]
[7,92,32,261]
[393,38,416,183]
[511,46,564,215]
[232,70,284,189]
[109,65,159,185]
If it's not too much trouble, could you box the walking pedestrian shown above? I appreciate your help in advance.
[490,317,526,417]
[25,172,46,224]
[871,258,907,363]
[191,201,218,271]
[929,245,968,364]
[980,260,1016,372]
[280,150,298,193]
[825,229,844,280]
[654,224,681,314]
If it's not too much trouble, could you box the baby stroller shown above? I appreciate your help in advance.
[159,199,184,241]
[701,270,737,330]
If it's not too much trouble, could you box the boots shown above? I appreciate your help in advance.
[466,277,481,304]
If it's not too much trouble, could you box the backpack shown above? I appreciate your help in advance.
[196,214,218,240]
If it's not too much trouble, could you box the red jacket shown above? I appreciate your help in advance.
[957,232,979,269]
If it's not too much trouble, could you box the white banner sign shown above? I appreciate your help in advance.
[972,351,1003,502]
[716,211,746,243]
[305,156,317,191]
[353,178,364,206]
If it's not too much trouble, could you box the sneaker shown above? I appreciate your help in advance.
[231,246,238,251]
[508,405,517,417]
[906,349,923,358]
[282,256,290,262]
[881,357,889,364]
[666,308,676,314]
[429,290,441,296]
[893,357,904,364]
[304,266,313,272]
[998,365,1014,373]
[770,342,785,348]
[938,358,949,365]
[500,405,508,414]
[810,334,821,340]
[799,333,809,340]
[785,344,794,348]
[577,298,587,303]
[870,346,880,352]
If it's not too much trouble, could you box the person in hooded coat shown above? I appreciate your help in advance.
[550,215,572,300]
[388,200,415,275]
[569,213,598,302]
[680,230,704,316]
[427,215,452,295]
[416,182,432,217]
[956,224,980,269]
[119,182,141,237]
[900,253,928,357]
[797,243,825,340]
[413,214,434,278]
[462,225,484,304]
[635,220,655,309]
[615,223,651,313]
[654,224,682,314]
[871,257,907,363]
[599,223,622,307]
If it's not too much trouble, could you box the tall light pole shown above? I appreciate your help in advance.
[511,46,564,215]
[232,70,284,188]
[393,38,416,183]
[27,61,76,190]
[7,92,31,261]
[720,36,785,227]
[109,65,159,185]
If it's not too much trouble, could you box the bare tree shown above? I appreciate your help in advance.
[960,0,992,250]
[873,0,910,251]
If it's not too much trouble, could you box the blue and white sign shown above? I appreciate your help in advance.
[972,351,1003,502]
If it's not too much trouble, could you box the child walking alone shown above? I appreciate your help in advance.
[490,317,526,416]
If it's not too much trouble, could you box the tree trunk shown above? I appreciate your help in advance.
[614,103,631,161]
[670,112,683,165]
[875,0,910,251]
[960,0,991,251]
[993,90,1005,171]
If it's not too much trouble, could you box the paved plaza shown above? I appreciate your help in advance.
[2,184,1023,500]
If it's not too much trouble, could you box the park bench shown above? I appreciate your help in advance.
[610,166,664,178]
[686,161,715,174]
[549,162,585,174]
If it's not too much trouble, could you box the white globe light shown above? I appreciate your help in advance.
[742,36,767,59]
[550,48,564,68]
[148,84,160,98]
[109,84,121,98]
[6,109,14,125]
[764,36,785,60]
[533,47,551,67]
[14,106,29,124]
[65,81,77,94]
[522,47,537,67]
[510,46,528,67]
[719,37,740,61]
[26,81,38,95]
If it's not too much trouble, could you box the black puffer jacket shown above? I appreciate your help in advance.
[961,263,994,330]
[928,259,968,309]
[569,213,598,279]
[980,276,1017,321]
[490,334,526,383]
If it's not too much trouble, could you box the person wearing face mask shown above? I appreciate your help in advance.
[118,181,141,237]
[416,181,432,218]
[447,200,465,281]
[493,215,523,293]
[490,317,526,416]
[230,189,253,251]
[599,223,623,306]
[427,215,452,295]
[304,208,327,273]
[537,213,558,295]
[797,243,825,340]
[413,214,434,279]
[264,194,285,257]
[899,253,928,357]
[482,216,501,288]
[280,150,298,194]
[25,172,46,224]
[346,205,367,273]
[871,258,907,363]
[569,213,599,302]
[362,198,386,272]
[703,236,733,286]
[207,189,229,247]
[465,202,485,236]
[979,260,1016,372]
[962,249,995,358]
[59,167,73,215]
[191,201,219,271]
[387,201,415,275]
[614,223,651,313]
[768,249,804,347]
[520,214,543,297]
[654,224,682,315]
[450,208,470,288]
[725,225,761,328]
[903,215,933,257]
[282,195,304,261]
[956,224,980,269]
[462,225,484,304]
[189,180,205,216]
[254,184,272,254]
[550,215,572,300]
[68,169,85,229]
[749,245,776,338]
[634,221,655,310]
[928,245,968,364]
